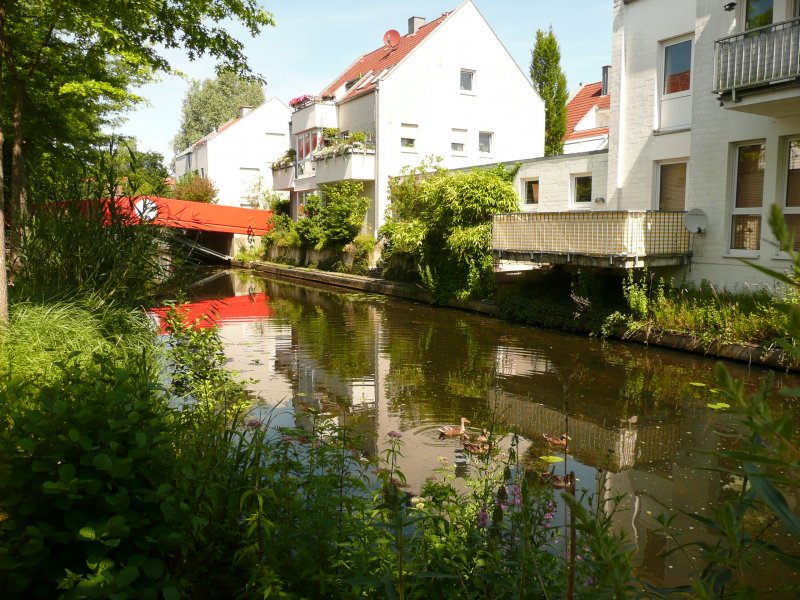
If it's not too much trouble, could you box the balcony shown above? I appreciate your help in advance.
[491,211,691,269]
[271,165,294,190]
[314,149,376,185]
[714,18,800,117]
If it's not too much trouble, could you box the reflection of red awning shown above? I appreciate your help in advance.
[151,293,272,333]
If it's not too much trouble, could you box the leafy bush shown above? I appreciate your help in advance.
[170,172,218,204]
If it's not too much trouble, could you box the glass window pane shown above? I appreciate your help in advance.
[401,138,415,148]
[664,40,692,94]
[575,176,592,203]
[731,215,762,250]
[736,144,765,208]
[784,214,800,250]
[526,180,539,205]
[479,132,492,153]
[460,70,473,91]
[451,143,464,152]
[659,163,687,211]
[788,140,800,207]
[746,0,774,30]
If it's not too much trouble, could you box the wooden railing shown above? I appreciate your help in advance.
[714,18,800,93]
[491,211,690,258]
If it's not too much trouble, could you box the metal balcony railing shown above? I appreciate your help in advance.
[491,211,690,259]
[714,17,800,93]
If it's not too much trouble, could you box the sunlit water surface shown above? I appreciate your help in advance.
[166,268,800,591]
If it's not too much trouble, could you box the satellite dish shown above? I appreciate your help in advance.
[683,208,708,234]
[383,29,401,49]
[134,197,159,222]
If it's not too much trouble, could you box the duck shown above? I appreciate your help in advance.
[539,472,568,489]
[543,433,571,447]
[463,440,489,454]
[438,417,470,439]
[470,429,489,444]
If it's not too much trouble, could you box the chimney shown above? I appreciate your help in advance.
[239,105,254,118]
[408,16,425,35]
[601,66,610,96]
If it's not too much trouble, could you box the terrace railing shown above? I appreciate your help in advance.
[491,211,690,262]
[714,18,800,93]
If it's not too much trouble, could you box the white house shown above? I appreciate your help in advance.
[271,0,545,233]
[564,71,611,155]
[494,0,800,288]
[174,98,291,208]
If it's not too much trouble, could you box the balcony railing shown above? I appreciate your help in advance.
[491,211,691,268]
[714,18,800,94]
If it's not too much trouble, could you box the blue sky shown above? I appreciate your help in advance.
[117,0,612,162]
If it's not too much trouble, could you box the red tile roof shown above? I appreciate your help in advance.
[320,14,450,103]
[565,81,610,142]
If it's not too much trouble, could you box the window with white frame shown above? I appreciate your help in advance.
[478,131,493,154]
[460,69,474,92]
[783,137,800,250]
[451,128,467,154]
[657,161,687,211]
[524,179,539,205]
[659,36,693,131]
[400,123,417,150]
[572,175,592,205]
[730,142,766,251]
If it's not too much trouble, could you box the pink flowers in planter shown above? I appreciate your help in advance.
[289,94,313,108]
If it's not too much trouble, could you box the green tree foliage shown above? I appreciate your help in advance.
[292,181,369,251]
[530,27,568,156]
[0,0,275,318]
[382,161,519,303]
[172,72,266,155]
[170,172,219,204]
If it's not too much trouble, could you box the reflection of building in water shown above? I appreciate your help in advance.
[495,346,552,377]
[494,390,682,472]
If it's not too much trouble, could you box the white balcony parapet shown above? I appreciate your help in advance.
[714,18,800,95]
[492,211,691,269]
[314,148,376,185]
[271,165,295,191]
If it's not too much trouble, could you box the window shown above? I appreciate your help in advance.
[451,128,467,153]
[573,175,592,205]
[783,138,800,250]
[478,131,493,154]
[658,161,687,211]
[401,123,417,150]
[663,39,692,95]
[745,0,774,30]
[525,180,539,205]
[460,69,474,92]
[730,142,766,251]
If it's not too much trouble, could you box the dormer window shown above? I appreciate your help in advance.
[460,69,475,92]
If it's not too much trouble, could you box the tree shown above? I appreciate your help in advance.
[170,172,219,204]
[0,0,275,319]
[172,72,265,155]
[530,27,568,156]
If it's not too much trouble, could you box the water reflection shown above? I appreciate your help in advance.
[177,268,800,589]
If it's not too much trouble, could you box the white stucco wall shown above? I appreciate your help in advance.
[610,0,800,289]
[372,0,545,232]
[513,150,609,212]
[205,99,291,207]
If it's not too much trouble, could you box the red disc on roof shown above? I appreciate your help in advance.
[384,29,400,49]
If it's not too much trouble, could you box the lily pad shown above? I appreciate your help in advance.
[689,382,707,388]
[539,455,565,464]
[707,402,731,410]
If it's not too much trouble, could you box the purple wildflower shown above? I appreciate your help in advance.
[508,484,522,506]
[478,508,490,529]
[388,430,402,439]
[584,577,595,586]
[543,512,554,521]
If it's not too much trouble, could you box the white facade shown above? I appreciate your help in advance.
[610,0,800,288]
[274,0,544,233]
[175,98,291,208]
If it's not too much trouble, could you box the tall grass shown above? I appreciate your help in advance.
[0,299,156,385]
[11,199,167,306]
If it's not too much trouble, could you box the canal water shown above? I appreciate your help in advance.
[175,268,800,590]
